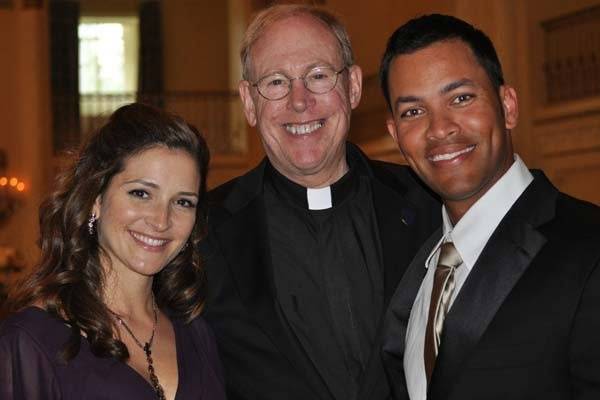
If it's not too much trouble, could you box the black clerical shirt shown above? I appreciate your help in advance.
[264,156,384,400]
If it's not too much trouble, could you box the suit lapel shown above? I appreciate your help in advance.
[380,230,442,397]
[372,178,422,305]
[356,148,440,399]
[214,163,333,400]
[430,174,558,398]
[366,159,438,306]
[215,196,281,336]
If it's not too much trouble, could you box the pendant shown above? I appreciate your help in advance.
[143,342,165,400]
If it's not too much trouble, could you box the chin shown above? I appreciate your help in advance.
[130,259,169,276]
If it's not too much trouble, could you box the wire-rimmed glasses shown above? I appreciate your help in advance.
[251,66,347,101]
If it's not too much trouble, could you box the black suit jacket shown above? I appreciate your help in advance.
[201,143,439,400]
[382,171,600,400]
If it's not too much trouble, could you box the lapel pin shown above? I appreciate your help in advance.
[401,208,416,226]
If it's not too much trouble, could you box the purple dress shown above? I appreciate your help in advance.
[0,307,226,399]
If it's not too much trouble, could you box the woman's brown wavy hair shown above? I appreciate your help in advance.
[7,103,210,361]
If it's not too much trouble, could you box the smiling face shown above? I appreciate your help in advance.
[93,146,200,280]
[386,39,518,223]
[239,14,362,188]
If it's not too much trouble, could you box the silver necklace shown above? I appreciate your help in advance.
[109,298,166,400]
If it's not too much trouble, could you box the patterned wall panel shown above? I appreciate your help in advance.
[23,0,43,8]
[542,5,600,104]
[531,2,600,205]
[533,110,600,205]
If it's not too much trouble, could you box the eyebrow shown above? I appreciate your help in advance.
[124,179,159,188]
[179,192,200,198]
[440,78,475,94]
[123,179,199,197]
[259,63,335,79]
[392,78,476,110]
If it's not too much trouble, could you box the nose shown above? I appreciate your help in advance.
[288,78,313,112]
[145,203,171,232]
[427,110,459,140]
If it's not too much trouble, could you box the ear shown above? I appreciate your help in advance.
[239,80,258,127]
[386,115,399,145]
[386,115,411,162]
[499,85,518,130]
[92,195,102,219]
[347,65,363,109]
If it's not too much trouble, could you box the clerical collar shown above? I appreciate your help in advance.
[306,186,331,210]
[265,162,358,210]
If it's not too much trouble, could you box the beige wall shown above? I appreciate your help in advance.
[163,0,230,92]
[80,0,138,16]
[79,0,232,94]
[329,0,455,76]
[524,0,600,204]
[0,5,52,267]
[325,0,457,145]
[333,0,533,159]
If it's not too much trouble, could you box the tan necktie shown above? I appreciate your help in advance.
[424,242,463,382]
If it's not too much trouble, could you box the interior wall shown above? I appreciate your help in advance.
[328,0,455,77]
[525,0,600,204]
[79,0,138,16]
[334,1,525,150]
[79,0,232,94]
[163,0,230,92]
[162,0,258,189]
[0,4,52,268]
[204,0,263,188]
[330,0,457,148]
[452,0,535,165]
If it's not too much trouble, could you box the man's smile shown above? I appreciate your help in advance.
[283,119,325,135]
[428,144,475,163]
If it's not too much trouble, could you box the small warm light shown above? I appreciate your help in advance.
[16,182,25,192]
[9,177,18,187]
[0,177,7,186]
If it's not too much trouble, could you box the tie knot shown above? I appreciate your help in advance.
[438,242,462,269]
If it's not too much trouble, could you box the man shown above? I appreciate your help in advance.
[201,5,439,400]
[380,14,600,400]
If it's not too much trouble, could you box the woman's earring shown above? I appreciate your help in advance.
[179,241,189,254]
[88,213,97,236]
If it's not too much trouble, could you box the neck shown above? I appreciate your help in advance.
[103,268,155,318]
[444,154,516,225]
[444,201,471,225]
[282,160,349,189]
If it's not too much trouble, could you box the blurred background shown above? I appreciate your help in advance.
[1,0,599,307]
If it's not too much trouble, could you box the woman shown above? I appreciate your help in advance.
[0,103,226,399]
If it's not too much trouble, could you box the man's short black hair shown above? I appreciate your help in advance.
[379,14,505,110]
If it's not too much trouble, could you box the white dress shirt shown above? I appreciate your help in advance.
[404,155,534,400]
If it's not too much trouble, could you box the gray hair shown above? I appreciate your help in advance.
[240,4,354,81]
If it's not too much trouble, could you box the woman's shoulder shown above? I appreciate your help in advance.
[1,306,67,333]
[175,314,212,338]
[0,306,71,357]
[0,308,66,398]
[173,314,226,397]
[173,314,219,352]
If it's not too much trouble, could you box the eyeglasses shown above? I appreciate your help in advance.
[251,66,347,101]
